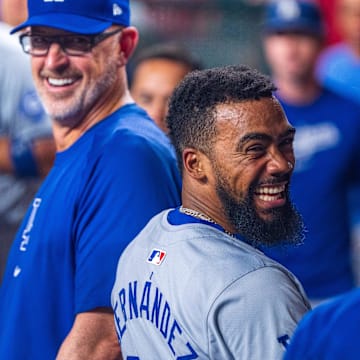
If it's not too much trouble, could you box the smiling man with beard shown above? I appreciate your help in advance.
[111,65,310,360]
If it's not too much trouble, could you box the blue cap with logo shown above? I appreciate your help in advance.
[11,0,130,34]
[263,0,324,36]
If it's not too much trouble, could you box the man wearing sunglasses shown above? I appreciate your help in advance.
[0,0,181,359]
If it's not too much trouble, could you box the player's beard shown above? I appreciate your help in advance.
[215,174,305,248]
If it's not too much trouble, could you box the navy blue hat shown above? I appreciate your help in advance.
[11,0,130,34]
[263,0,324,36]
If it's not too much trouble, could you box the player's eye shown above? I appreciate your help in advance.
[63,36,92,51]
[246,144,266,156]
[31,36,50,50]
[279,137,294,152]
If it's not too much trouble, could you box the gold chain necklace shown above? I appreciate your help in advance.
[179,206,216,223]
[179,206,234,237]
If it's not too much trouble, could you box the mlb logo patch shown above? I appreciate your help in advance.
[147,249,166,265]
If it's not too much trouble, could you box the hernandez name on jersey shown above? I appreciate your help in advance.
[114,274,198,359]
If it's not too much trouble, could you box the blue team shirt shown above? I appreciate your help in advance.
[284,287,360,359]
[262,89,360,299]
[317,43,360,106]
[0,104,181,359]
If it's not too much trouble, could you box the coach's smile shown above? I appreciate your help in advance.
[47,77,77,87]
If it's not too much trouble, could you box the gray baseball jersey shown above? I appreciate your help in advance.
[111,208,311,360]
[0,22,52,281]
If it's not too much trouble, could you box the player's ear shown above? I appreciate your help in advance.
[182,148,208,181]
[118,26,139,65]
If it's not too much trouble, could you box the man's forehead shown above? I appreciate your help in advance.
[214,97,285,125]
[214,97,292,139]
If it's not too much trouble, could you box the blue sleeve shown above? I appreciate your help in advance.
[284,289,360,360]
[284,297,340,360]
[283,309,317,360]
[73,132,181,313]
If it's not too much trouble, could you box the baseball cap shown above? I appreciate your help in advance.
[263,0,324,36]
[10,0,130,34]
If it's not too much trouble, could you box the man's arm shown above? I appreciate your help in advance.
[56,307,122,360]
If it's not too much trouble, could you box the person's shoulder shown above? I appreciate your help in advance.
[285,288,360,359]
[308,288,360,327]
[186,235,302,295]
[319,42,352,63]
[230,257,308,302]
[93,104,174,156]
[108,104,172,148]
[116,209,171,264]
[321,87,360,112]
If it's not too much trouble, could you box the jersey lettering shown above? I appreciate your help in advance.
[177,343,198,360]
[151,288,163,327]
[129,281,139,319]
[20,198,42,252]
[278,334,290,349]
[139,281,151,320]
[113,279,199,359]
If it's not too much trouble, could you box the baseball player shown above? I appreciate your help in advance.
[111,65,310,359]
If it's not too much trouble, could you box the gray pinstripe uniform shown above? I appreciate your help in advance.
[112,209,310,360]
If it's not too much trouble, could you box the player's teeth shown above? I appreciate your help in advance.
[256,185,285,195]
[258,194,281,202]
[48,78,74,86]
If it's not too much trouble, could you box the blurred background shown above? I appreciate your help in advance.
[131,0,267,71]
[130,0,339,73]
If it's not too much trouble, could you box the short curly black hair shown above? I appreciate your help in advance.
[167,64,276,171]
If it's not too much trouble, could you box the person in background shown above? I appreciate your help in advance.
[129,42,202,133]
[316,0,360,273]
[112,65,310,360]
[0,0,181,358]
[261,0,360,305]
[284,287,360,359]
[0,0,55,283]
[317,0,360,106]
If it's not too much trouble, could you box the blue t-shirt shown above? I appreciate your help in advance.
[284,287,360,360]
[0,104,181,359]
[262,89,360,299]
[317,43,360,106]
